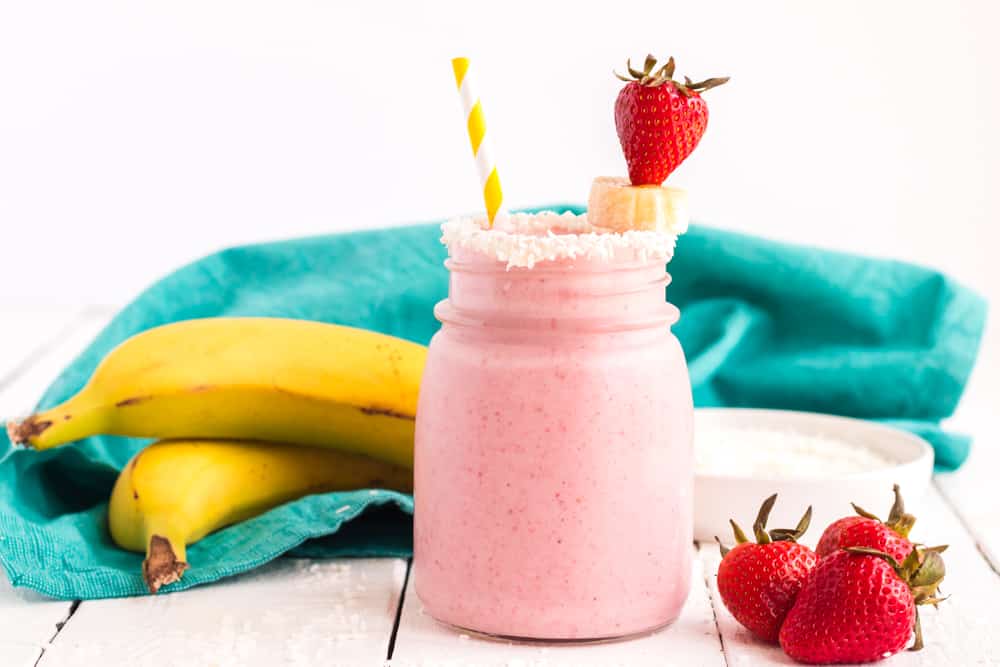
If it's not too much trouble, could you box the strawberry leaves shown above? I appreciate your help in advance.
[615,53,729,94]
[850,483,917,538]
[718,493,813,555]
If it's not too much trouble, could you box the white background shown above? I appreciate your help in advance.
[0,1,996,408]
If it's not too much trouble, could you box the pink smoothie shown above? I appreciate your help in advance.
[413,213,693,640]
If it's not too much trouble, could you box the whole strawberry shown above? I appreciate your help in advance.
[817,484,916,563]
[614,54,728,186]
[780,546,947,664]
[716,494,818,643]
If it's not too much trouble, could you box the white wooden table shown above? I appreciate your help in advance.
[1,308,997,667]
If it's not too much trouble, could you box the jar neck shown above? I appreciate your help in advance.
[436,252,678,333]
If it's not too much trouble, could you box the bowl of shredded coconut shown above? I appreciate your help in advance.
[694,408,934,543]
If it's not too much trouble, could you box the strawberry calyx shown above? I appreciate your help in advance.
[851,483,917,539]
[717,494,813,556]
[843,545,949,651]
[614,53,729,98]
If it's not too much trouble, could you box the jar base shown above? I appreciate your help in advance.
[428,615,679,646]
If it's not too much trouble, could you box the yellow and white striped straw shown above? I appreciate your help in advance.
[451,57,504,227]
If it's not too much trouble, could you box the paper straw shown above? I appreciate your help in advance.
[451,57,504,226]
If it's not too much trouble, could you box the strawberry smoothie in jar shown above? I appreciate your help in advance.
[413,209,694,641]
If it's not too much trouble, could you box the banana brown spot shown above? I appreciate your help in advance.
[358,406,415,421]
[115,396,151,407]
[6,417,52,445]
[143,535,188,594]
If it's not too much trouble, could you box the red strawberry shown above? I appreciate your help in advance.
[816,484,916,563]
[614,54,728,186]
[779,545,947,664]
[716,494,818,643]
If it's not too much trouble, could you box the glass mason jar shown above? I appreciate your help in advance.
[413,213,694,641]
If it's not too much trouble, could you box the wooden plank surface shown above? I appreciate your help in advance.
[41,558,408,667]
[390,546,726,667]
[701,486,1000,666]
[0,309,111,667]
[936,445,1000,577]
[936,378,1000,577]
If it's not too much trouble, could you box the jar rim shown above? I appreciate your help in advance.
[441,211,678,270]
[444,257,675,276]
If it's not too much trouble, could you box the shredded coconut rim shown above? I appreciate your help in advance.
[440,211,679,269]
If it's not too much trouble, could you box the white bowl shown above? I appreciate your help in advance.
[693,408,935,545]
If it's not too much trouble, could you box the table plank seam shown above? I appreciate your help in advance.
[33,599,80,666]
[933,478,1000,578]
[696,541,730,666]
[386,558,412,661]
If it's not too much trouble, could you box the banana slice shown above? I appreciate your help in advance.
[587,176,689,234]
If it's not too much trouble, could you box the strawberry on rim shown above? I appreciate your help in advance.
[614,54,728,186]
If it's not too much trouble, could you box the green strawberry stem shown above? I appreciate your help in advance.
[851,484,917,538]
[715,536,731,558]
[717,494,813,557]
[614,53,729,97]
[729,519,749,545]
[915,612,930,651]
[887,484,917,537]
[752,494,777,544]
[770,507,813,543]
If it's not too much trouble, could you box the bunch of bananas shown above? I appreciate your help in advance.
[6,318,425,593]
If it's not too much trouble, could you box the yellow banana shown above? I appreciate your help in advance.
[6,318,426,468]
[109,438,412,593]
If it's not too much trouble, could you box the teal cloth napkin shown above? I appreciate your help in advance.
[0,205,986,599]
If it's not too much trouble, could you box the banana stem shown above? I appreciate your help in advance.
[143,533,189,594]
[6,398,109,450]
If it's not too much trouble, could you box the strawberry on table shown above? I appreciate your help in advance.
[816,484,916,563]
[716,494,818,643]
[614,54,728,186]
[779,546,948,664]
